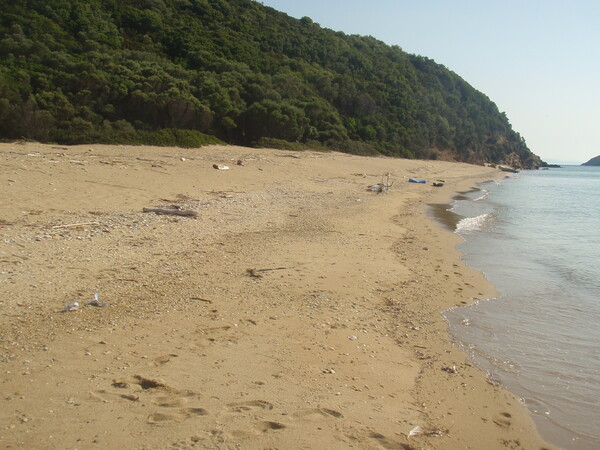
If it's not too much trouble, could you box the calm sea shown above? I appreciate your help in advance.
[436,166,600,450]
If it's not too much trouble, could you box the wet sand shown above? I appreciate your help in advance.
[0,143,554,449]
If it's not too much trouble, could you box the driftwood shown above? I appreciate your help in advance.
[246,267,288,278]
[143,207,198,217]
[246,268,263,278]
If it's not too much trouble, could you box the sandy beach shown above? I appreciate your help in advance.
[0,143,553,449]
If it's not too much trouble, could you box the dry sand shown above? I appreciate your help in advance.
[0,143,554,449]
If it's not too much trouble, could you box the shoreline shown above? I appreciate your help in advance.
[0,143,553,448]
[391,175,555,449]
[439,170,600,450]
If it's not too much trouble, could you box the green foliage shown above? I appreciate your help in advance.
[256,137,329,152]
[331,140,380,157]
[0,0,540,165]
[133,129,224,148]
[51,122,224,147]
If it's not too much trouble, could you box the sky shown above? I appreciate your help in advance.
[259,0,600,164]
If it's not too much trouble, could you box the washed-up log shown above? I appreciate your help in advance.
[246,267,288,278]
[143,207,198,217]
[246,268,263,278]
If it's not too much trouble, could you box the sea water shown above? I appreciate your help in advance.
[438,166,600,450]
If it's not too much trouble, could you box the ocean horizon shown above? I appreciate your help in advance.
[433,166,600,450]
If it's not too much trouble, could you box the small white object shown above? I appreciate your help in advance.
[63,302,79,312]
[408,425,422,438]
[368,183,386,192]
[86,293,107,307]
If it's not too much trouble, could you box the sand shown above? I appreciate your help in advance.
[0,143,554,449]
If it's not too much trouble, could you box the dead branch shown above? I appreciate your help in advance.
[142,207,198,217]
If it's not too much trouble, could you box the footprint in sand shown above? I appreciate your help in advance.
[193,326,242,346]
[493,412,512,429]
[150,354,178,366]
[90,389,139,403]
[110,375,174,391]
[182,407,209,416]
[94,376,209,424]
[229,429,261,439]
[147,412,186,424]
[146,407,209,424]
[369,432,410,449]
[226,400,274,413]
[240,318,258,326]
[136,375,174,390]
[293,408,344,419]
[152,396,189,408]
[258,421,286,432]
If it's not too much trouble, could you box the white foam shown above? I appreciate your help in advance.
[455,213,490,233]
[474,190,489,201]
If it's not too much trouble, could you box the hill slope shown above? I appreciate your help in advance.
[582,155,600,166]
[0,0,541,167]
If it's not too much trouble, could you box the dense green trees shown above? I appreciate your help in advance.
[0,0,541,166]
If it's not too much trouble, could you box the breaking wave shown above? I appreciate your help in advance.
[455,213,491,233]
[474,190,489,201]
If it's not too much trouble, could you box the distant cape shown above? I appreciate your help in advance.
[582,155,600,166]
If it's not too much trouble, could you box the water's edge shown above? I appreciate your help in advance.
[427,173,598,449]
[426,186,566,449]
[426,189,558,445]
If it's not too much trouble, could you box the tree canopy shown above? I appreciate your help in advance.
[0,0,542,166]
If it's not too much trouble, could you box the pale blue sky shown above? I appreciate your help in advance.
[260,0,600,163]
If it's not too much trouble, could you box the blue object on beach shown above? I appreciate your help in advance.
[408,178,427,183]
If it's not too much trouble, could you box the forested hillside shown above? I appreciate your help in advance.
[0,0,542,167]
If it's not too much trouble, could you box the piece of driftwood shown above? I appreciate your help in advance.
[257,267,288,272]
[246,268,263,278]
[246,267,288,278]
[143,207,198,217]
